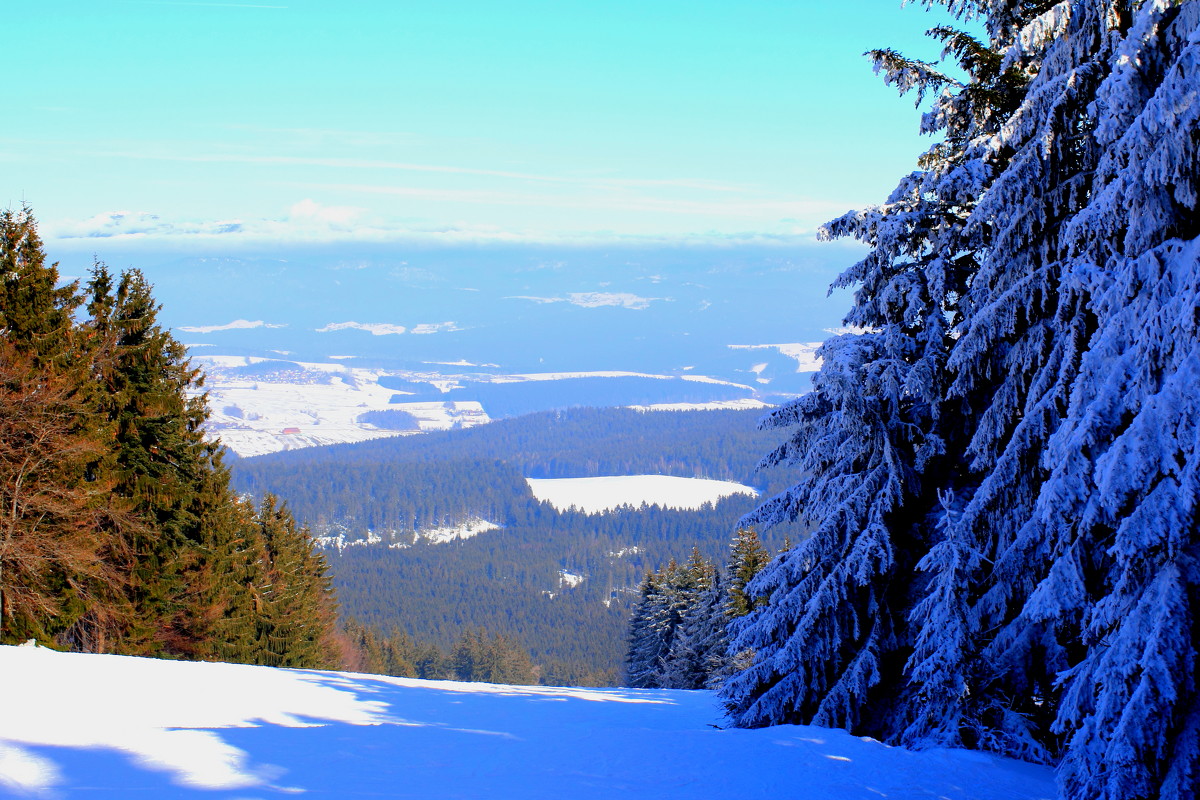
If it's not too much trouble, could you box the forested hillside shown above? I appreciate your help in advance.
[237,406,791,480]
[719,3,1200,799]
[230,407,801,684]
[328,498,784,685]
[0,209,340,668]
[231,406,799,529]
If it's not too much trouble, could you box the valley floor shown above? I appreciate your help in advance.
[0,645,1055,799]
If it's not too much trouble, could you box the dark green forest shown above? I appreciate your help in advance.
[231,407,804,684]
[236,406,796,485]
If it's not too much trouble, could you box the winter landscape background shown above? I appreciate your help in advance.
[4,0,1200,799]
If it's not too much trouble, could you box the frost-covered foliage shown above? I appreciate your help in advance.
[624,551,716,689]
[661,570,728,690]
[626,531,774,690]
[722,0,1015,734]
[722,2,1200,798]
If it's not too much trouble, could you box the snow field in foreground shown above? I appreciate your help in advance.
[525,475,758,513]
[0,645,1055,799]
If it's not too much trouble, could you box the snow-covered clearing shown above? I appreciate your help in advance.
[418,518,502,545]
[558,569,585,588]
[0,645,1055,799]
[526,475,758,513]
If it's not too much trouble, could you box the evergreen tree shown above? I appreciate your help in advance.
[1,211,348,669]
[85,266,221,655]
[0,208,80,369]
[662,568,727,690]
[723,2,1200,798]
[625,568,670,688]
[725,527,770,618]
[975,4,1200,795]
[247,495,340,670]
[451,627,537,684]
[625,551,719,689]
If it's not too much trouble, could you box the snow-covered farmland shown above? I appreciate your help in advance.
[0,645,1056,799]
[526,475,758,513]
[192,356,489,458]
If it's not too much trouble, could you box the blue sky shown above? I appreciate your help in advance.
[10,1,967,247]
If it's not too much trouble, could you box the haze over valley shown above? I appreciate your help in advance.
[44,242,845,456]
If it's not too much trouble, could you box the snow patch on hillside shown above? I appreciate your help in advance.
[526,475,758,513]
[0,645,1057,799]
[558,570,585,588]
[314,518,501,551]
[316,321,408,335]
[312,528,388,552]
[420,518,502,545]
[177,319,287,333]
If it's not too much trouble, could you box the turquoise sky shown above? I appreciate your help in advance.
[10,1,966,246]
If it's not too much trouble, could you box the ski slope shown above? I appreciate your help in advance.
[0,645,1056,799]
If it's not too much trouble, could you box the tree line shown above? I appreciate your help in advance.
[343,620,538,685]
[325,495,789,685]
[231,402,806,683]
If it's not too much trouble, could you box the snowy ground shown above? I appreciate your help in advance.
[728,342,824,372]
[0,645,1056,800]
[526,475,758,513]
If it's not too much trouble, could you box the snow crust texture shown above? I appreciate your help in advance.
[0,645,1055,799]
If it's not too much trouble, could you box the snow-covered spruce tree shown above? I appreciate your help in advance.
[897,2,1092,758]
[625,552,717,688]
[969,3,1199,796]
[626,567,672,688]
[662,568,727,690]
[724,0,1200,796]
[720,4,1027,733]
[909,1,1200,792]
